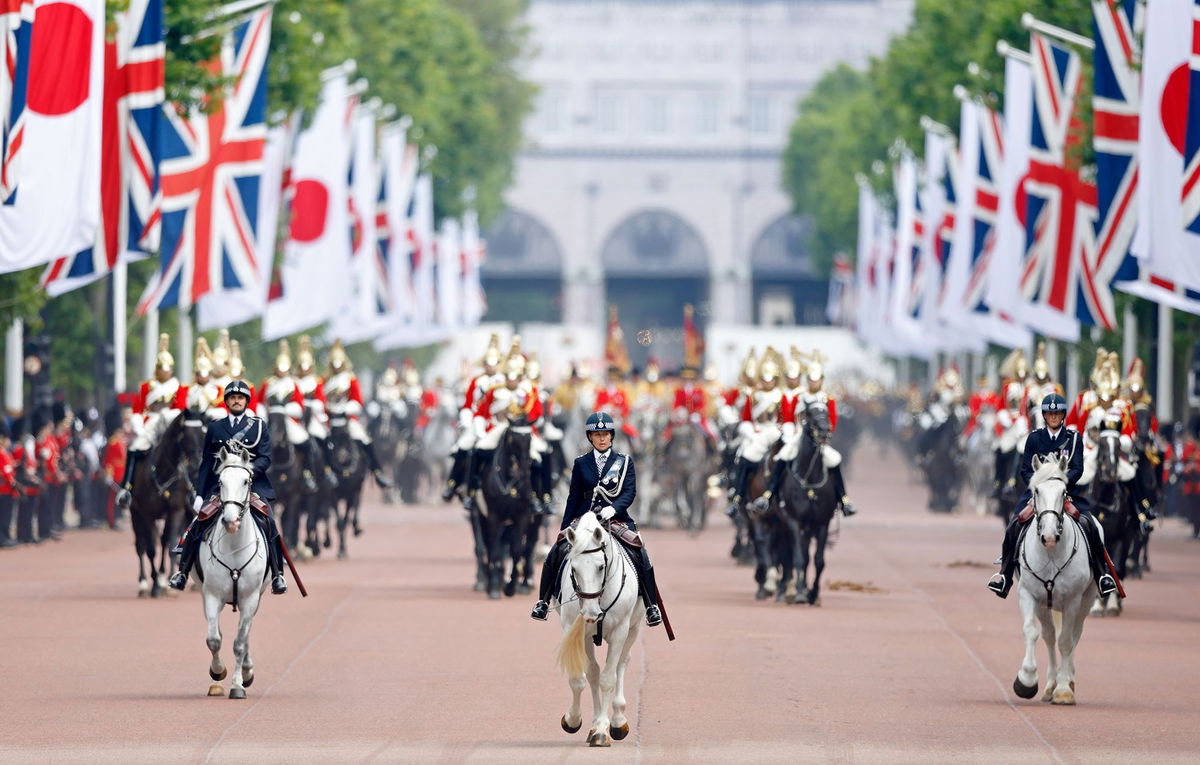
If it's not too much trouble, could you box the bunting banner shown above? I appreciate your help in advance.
[887,152,928,356]
[460,209,486,327]
[1,0,34,202]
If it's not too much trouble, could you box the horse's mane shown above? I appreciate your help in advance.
[568,513,607,554]
[1028,457,1067,491]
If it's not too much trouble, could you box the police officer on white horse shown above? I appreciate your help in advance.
[169,380,289,595]
[531,411,663,627]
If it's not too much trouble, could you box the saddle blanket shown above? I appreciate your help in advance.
[556,518,643,548]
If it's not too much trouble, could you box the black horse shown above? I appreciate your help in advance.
[1090,431,1135,582]
[917,410,963,513]
[777,403,839,606]
[129,412,204,597]
[266,411,308,554]
[474,425,537,600]
[327,417,368,559]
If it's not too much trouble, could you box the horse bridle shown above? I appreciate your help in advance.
[1023,475,1079,609]
[1033,475,1066,544]
[571,541,610,600]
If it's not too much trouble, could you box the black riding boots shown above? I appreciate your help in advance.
[169,511,288,594]
[830,465,855,516]
[530,539,662,628]
[462,449,494,512]
[727,457,760,517]
[987,512,1117,599]
[359,440,394,489]
[115,449,147,508]
[755,460,789,512]
[442,449,468,501]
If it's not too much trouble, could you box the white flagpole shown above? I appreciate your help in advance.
[113,260,127,393]
[1157,303,1173,420]
[5,319,23,414]
[142,309,158,380]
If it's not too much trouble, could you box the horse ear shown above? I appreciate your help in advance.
[1058,454,1068,471]
[566,527,576,546]
[593,526,603,543]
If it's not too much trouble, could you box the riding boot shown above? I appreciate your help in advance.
[755,460,788,512]
[1079,513,1118,597]
[115,450,145,508]
[169,515,214,590]
[442,449,467,501]
[988,516,1022,598]
[830,464,855,516]
[532,539,569,620]
[358,441,394,489]
[465,449,494,512]
[635,548,663,626]
[0,495,15,547]
[298,441,319,491]
[253,510,288,594]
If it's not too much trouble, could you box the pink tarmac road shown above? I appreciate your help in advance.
[1,446,1198,764]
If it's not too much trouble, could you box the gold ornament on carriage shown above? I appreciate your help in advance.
[481,333,502,370]
[193,337,213,380]
[296,335,315,375]
[1033,341,1052,383]
[230,340,245,379]
[503,336,525,380]
[328,338,351,374]
[154,333,174,377]
[274,339,292,375]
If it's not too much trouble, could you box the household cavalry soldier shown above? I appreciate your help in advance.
[169,380,288,594]
[209,329,234,400]
[116,334,182,508]
[987,393,1119,601]
[994,350,1031,496]
[258,340,321,491]
[530,411,663,628]
[593,366,639,443]
[1026,342,1064,430]
[718,350,758,502]
[1066,348,1113,432]
[760,350,856,515]
[373,365,407,420]
[664,362,714,443]
[1121,359,1161,522]
[442,333,503,502]
[322,339,393,488]
[727,347,785,511]
[526,352,563,513]
[402,363,441,432]
[180,338,224,420]
[465,338,545,510]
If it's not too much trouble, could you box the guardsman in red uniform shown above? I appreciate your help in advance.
[1066,348,1111,432]
[442,334,503,501]
[11,416,41,544]
[0,419,18,547]
[467,338,543,509]
[963,375,1003,439]
[34,413,62,541]
[178,338,224,421]
[729,347,785,510]
[259,340,321,491]
[101,414,127,529]
[116,333,182,507]
[322,339,393,488]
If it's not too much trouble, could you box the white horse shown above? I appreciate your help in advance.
[1011,454,1095,706]
[554,513,641,747]
[199,441,270,700]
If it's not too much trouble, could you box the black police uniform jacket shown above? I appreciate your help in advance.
[1019,426,1084,498]
[559,450,636,531]
[196,413,276,503]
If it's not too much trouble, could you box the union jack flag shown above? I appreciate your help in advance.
[933,140,959,311]
[1,0,33,204]
[138,8,272,314]
[825,251,854,326]
[962,104,1003,316]
[1021,33,1111,330]
[372,167,393,315]
[1183,0,1200,233]
[41,0,163,295]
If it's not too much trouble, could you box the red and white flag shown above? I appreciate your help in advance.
[0,0,102,271]
[460,209,486,327]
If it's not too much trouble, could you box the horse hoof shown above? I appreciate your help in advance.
[517,582,533,595]
[337,550,348,560]
[137,589,148,599]
[588,731,611,747]
[229,687,246,700]
[1051,690,1076,705]
[1041,687,1055,703]
[242,672,254,688]
[207,683,224,697]
[561,715,581,734]
[774,589,787,603]
[784,592,797,605]
[1013,677,1038,699]
[755,587,768,601]
[488,590,501,600]
[809,598,822,607]
[473,581,486,592]
[209,667,227,681]
[503,582,516,598]
[610,722,630,741]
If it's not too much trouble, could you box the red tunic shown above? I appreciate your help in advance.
[102,437,127,482]
[963,390,1002,436]
[11,441,38,497]
[672,385,707,416]
[0,449,17,496]
[37,434,62,486]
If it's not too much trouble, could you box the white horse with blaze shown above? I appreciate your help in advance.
[199,441,269,700]
[555,513,641,747]
[1011,454,1095,705]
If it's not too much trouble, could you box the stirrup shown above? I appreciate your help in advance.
[1097,574,1116,597]
[530,600,549,621]
[116,488,132,509]
[986,573,1008,599]
[645,605,662,627]
[272,574,288,595]
[839,498,856,516]
[372,469,394,489]
[168,571,187,591]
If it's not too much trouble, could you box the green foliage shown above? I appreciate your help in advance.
[782,0,1093,276]
[267,1,355,123]
[163,0,227,113]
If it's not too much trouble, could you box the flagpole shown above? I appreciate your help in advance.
[1020,13,1095,51]
[995,40,1032,65]
[142,309,158,380]
[1157,303,1173,421]
[1122,304,1137,376]
[113,260,127,394]
[5,319,23,415]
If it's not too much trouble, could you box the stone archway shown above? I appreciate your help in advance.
[600,209,710,369]
[749,214,826,326]
[482,208,565,322]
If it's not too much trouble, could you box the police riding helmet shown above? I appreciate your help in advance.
[223,379,252,401]
[585,411,616,434]
[1040,393,1067,413]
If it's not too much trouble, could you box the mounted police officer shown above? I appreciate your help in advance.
[168,380,288,595]
[987,393,1118,600]
[530,411,663,627]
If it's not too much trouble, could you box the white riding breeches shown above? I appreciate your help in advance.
[475,422,542,463]
[347,417,370,444]
[455,425,478,452]
[775,433,841,467]
[284,417,309,445]
[736,422,780,463]
[130,409,179,452]
[307,417,329,441]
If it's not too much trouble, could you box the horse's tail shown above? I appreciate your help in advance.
[556,614,587,677]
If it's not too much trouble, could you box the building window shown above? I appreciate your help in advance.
[749,93,770,134]
[697,93,718,134]
[647,94,669,134]
[596,92,619,134]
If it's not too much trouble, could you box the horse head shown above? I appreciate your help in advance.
[1096,430,1121,484]
[217,441,253,534]
[565,513,609,624]
[497,425,534,502]
[803,402,832,445]
[1030,453,1068,548]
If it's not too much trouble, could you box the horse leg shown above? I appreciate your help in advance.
[469,506,487,592]
[486,517,503,600]
[144,521,162,598]
[1051,600,1081,705]
[1038,611,1058,703]
[134,519,151,597]
[584,639,607,746]
[228,590,261,700]
[795,527,812,605]
[609,622,639,740]
[204,593,226,696]
[751,517,773,599]
[589,621,629,747]
[1013,588,1040,699]
[782,517,801,604]
[808,524,829,606]
[336,498,349,559]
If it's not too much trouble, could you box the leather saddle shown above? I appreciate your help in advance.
[555,517,643,549]
[196,494,271,522]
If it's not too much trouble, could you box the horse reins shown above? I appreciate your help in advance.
[208,460,259,612]
[1022,476,1079,610]
[569,526,629,647]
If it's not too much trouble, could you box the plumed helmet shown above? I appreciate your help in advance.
[806,349,825,384]
[1123,358,1147,400]
[1089,348,1109,391]
[644,357,659,383]
[403,367,420,387]
[380,367,399,387]
[274,339,292,375]
[154,333,174,376]
[328,339,351,374]
[503,336,525,379]
[481,333,502,371]
[211,329,231,377]
[1040,393,1067,413]
[739,350,758,387]
[585,411,616,434]
[223,379,251,401]
[759,347,781,385]
[1033,341,1051,383]
[526,352,542,383]
[229,340,244,379]
[703,362,718,382]
[194,337,214,380]
[297,335,315,375]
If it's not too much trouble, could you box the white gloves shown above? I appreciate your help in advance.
[598,506,616,521]
[192,495,204,512]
